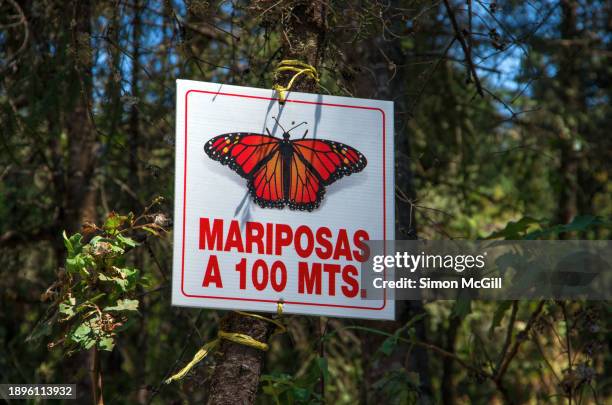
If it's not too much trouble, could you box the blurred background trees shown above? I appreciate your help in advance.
[0,0,610,403]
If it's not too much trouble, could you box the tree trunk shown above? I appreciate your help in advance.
[555,0,580,234]
[65,0,98,232]
[342,4,431,403]
[90,347,104,405]
[206,2,327,404]
[129,0,143,209]
[128,4,150,404]
[64,2,101,403]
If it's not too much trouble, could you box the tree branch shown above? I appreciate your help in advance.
[442,0,484,97]
[495,300,546,382]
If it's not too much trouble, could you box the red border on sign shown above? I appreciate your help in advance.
[180,89,387,311]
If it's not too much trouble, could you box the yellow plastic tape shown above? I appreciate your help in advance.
[272,59,319,103]
[165,307,286,384]
[164,339,220,383]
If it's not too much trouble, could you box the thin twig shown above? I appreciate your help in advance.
[496,301,519,373]
[495,300,545,382]
[147,310,204,404]
[561,302,573,371]
[442,0,484,97]
[532,332,562,384]
[408,37,456,114]
[0,0,29,75]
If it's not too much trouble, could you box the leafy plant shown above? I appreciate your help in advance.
[484,215,611,240]
[371,369,420,405]
[260,356,329,404]
[29,199,168,354]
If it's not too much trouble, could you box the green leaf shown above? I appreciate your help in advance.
[525,215,611,239]
[107,241,125,255]
[98,336,115,351]
[139,274,153,288]
[260,373,294,404]
[70,321,96,350]
[58,296,77,320]
[103,213,128,233]
[66,253,91,276]
[62,231,72,253]
[72,323,91,339]
[290,387,311,402]
[371,369,419,404]
[316,356,329,387]
[121,267,139,289]
[63,231,83,258]
[99,267,139,292]
[98,273,129,292]
[89,235,103,245]
[117,234,138,248]
[104,299,139,312]
[451,293,472,319]
[261,384,276,396]
[142,226,159,236]
[488,301,513,338]
[484,217,541,240]
[379,333,399,356]
[372,316,426,357]
[494,251,528,274]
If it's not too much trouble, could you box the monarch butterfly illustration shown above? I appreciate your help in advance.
[204,118,367,211]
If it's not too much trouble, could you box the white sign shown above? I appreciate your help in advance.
[172,79,395,320]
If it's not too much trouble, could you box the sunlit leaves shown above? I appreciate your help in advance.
[524,215,611,240]
[116,234,138,248]
[36,205,166,355]
[103,212,132,235]
[58,296,77,321]
[260,356,329,404]
[451,292,472,319]
[70,321,97,350]
[62,231,84,257]
[488,300,514,338]
[485,215,611,240]
[104,299,139,312]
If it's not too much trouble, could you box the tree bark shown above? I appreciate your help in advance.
[90,347,104,405]
[206,2,327,404]
[127,5,150,404]
[555,0,581,235]
[206,313,276,404]
[64,2,101,403]
[65,0,98,232]
[129,0,143,209]
[341,4,431,402]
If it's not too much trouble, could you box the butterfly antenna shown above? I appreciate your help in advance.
[287,121,308,133]
[271,116,286,133]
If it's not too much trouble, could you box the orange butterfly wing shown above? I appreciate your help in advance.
[287,152,323,211]
[249,148,286,208]
[205,133,367,211]
[289,139,367,211]
[204,133,280,178]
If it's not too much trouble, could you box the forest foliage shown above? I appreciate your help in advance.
[1,0,611,404]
